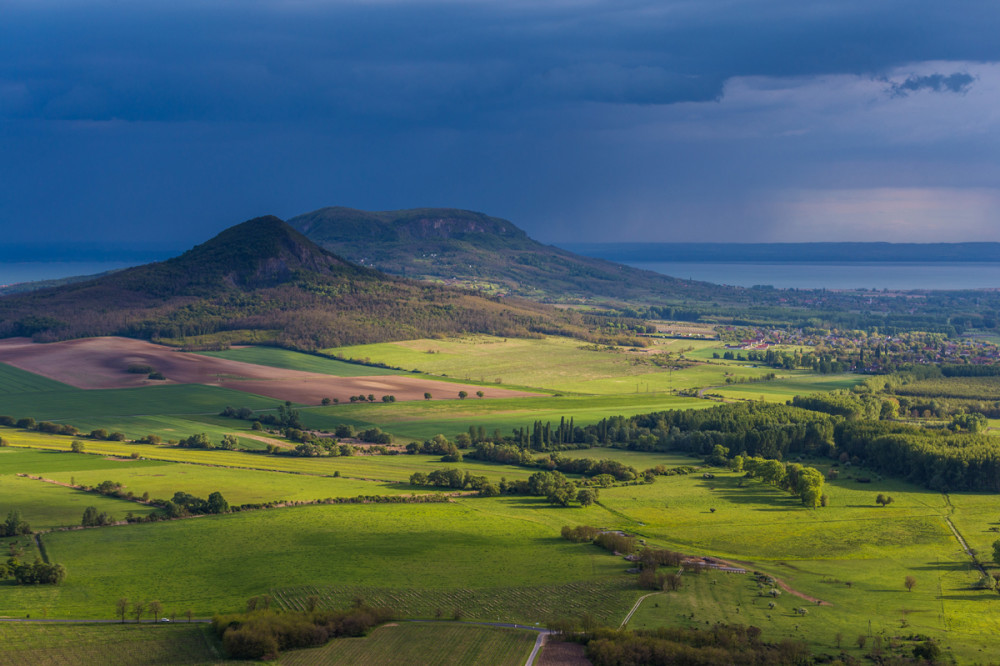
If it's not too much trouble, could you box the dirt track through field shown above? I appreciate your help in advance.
[0,337,541,404]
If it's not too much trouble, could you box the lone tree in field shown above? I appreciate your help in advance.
[458,391,468,399]
[71,440,85,453]
[4,509,30,536]
[424,392,432,400]
[904,575,917,592]
[116,597,129,623]
[576,488,598,507]
[132,600,145,623]
[476,390,484,399]
[876,493,894,507]
[207,491,230,514]
[149,600,163,622]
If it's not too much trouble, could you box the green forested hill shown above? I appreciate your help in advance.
[0,216,586,349]
[289,206,728,304]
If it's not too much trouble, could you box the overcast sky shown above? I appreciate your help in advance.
[3,0,1000,248]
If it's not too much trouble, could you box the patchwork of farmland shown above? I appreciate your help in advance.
[1,336,999,663]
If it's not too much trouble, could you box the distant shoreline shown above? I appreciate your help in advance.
[561,241,1000,264]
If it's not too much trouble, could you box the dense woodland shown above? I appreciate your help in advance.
[441,391,1000,491]
[567,625,814,666]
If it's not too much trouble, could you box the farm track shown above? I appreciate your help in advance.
[404,620,551,661]
[942,494,987,578]
[620,592,661,628]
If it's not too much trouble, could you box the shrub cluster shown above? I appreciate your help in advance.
[0,509,30,537]
[409,468,491,492]
[4,559,67,585]
[575,624,810,666]
[88,428,127,441]
[561,525,600,542]
[157,491,230,517]
[212,606,394,660]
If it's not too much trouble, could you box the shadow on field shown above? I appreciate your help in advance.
[908,562,972,572]
[696,476,800,506]
[938,593,998,601]
[492,497,562,510]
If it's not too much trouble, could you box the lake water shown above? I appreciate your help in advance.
[0,262,139,287]
[3,259,999,292]
[627,261,1000,290]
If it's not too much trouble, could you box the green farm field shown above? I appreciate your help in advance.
[0,428,549,484]
[0,623,232,666]
[5,333,1000,661]
[556,447,699,469]
[9,498,629,620]
[1,435,999,659]
[298,392,709,441]
[590,463,999,660]
[280,622,537,666]
[0,474,159,530]
[197,346,398,376]
[41,461,425,506]
[327,335,758,394]
[710,373,862,402]
[0,362,73,394]
[0,368,279,423]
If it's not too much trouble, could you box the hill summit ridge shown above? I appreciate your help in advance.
[289,206,714,303]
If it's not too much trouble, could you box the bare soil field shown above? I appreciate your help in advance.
[0,337,540,403]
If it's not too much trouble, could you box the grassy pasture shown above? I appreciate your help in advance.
[556,448,700,469]
[0,381,279,422]
[42,462,425,506]
[276,579,637,629]
[197,346,398,376]
[298,393,709,442]
[12,498,628,619]
[280,622,537,666]
[0,448,169,476]
[626,564,1000,663]
[0,362,72,394]
[590,463,1000,660]
[327,335,768,394]
[0,623,229,666]
[0,475,159,530]
[1,429,549,483]
[597,466,953,560]
[710,373,862,402]
[5,333,998,659]
[0,439,998,660]
[944,491,1000,580]
[49,414,273,450]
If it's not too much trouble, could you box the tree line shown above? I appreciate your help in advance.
[213,604,394,661]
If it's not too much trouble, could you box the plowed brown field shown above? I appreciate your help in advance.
[0,337,541,403]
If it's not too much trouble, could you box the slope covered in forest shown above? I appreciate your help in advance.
[0,216,585,349]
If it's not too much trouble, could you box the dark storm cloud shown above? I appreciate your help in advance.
[4,1,998,125]
[889,72,976,97]
[2,0,1000,245]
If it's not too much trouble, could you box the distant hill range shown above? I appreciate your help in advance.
[289,207,726,304]
[563,242,1000,264]
[0,216,587,349]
